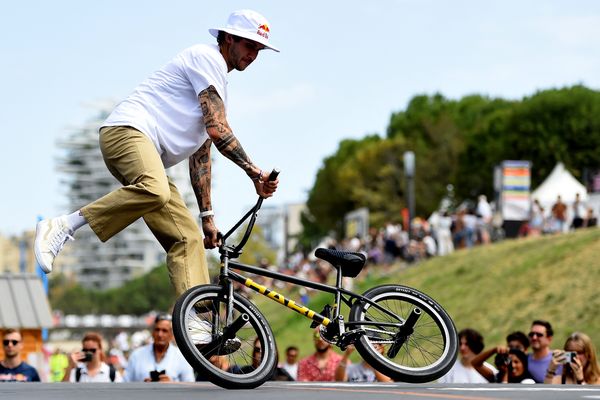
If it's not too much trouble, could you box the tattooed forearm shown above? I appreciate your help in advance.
[213,132,255,175]
[189,139,213,212]
[199,86,259,178]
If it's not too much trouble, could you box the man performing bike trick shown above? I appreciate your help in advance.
[34,9,280,297]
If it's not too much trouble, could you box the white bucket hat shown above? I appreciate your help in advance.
[209,9,280,52]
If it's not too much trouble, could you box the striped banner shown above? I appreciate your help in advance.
[501,160,531,220]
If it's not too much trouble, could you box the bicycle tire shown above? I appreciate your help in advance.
[172,284,276,389]
[349,284,457,383]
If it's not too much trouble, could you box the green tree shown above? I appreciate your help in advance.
[457,85,600,197]
[305,86,600,241]
[50,265,175,314]
[306,135,381,236]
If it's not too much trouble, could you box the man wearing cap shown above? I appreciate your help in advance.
[35,10,280,298]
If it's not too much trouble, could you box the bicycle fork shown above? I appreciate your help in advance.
[387,307,422,358]
[200,256,251,358]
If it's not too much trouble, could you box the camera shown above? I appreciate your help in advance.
[79,351,94,363]
[494,353,511,368]
[562,351,577,364]
[149,369,166,382]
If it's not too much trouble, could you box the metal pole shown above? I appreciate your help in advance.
[407,175,415,234]
[403,151,415,238]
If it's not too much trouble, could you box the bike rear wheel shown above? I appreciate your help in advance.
[172,284,276,389]
[349,285,457,383]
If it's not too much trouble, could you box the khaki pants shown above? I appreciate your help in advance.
[81,126,209,297]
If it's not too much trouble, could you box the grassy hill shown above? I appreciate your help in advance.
[252,227,600,359]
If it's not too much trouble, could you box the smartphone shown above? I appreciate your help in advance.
[149,370,165,382]
[79,352,93,362]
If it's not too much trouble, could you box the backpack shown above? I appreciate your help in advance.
[75,364,116,382]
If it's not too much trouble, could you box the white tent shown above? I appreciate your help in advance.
[531,162,588,206]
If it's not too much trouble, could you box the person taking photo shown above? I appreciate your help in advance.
[63,331,122,382]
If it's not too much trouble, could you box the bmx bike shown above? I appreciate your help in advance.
[172,170,457,389]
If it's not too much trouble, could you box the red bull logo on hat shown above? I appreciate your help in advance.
[257,24,270,39]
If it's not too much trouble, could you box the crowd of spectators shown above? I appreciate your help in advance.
[520,194,597,236]
[3,316,599,385]
[308,193,599,272]
[438,320,600,385]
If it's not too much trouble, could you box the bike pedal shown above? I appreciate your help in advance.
[338,329,366,349]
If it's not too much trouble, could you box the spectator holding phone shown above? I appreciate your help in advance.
[63,331,123,382]
[124,314,194,382]
[544,332,600,385]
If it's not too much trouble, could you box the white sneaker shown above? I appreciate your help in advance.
[34,217,74,273]
[187,310,214,345]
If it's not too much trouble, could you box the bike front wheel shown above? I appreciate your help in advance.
[172,284,276,389]
[349,285,457,383]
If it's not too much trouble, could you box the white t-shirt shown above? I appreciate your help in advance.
[103,44,228,168]
[438,360,497,384]
[68,362,123,383]
[281,362,298,380]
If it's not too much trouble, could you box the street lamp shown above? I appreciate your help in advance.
[403,151,415,237]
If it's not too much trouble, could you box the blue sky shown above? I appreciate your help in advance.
[1,1,599,236]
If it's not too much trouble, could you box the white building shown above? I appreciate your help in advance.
[56,108,198,289]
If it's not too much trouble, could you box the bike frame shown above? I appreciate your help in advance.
[217,196,405,341]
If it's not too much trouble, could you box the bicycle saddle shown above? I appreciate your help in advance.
[314,248,366,278]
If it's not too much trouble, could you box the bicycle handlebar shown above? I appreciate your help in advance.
[219,168,280,258]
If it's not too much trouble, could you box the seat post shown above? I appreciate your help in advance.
[333,264,343,319]
[335,264,343,289]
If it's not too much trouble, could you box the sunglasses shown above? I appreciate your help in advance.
[3,339,20,346]
[82,348,98,353]
[528,332,545,338]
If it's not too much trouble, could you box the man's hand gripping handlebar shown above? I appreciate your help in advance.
[216,169,280,258]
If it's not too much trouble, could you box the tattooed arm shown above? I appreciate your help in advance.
[198,85,278,198]
[189,139,220,248]
[199,86,260,177]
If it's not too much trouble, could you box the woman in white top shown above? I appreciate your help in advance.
[63,332,123,383]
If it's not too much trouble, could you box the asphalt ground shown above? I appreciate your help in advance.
[2,382,600,400]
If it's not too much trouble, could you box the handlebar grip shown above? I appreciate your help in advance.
[267,168,280,181]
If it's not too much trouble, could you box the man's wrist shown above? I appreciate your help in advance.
[251,169,263,182]
[200,210,214,219]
